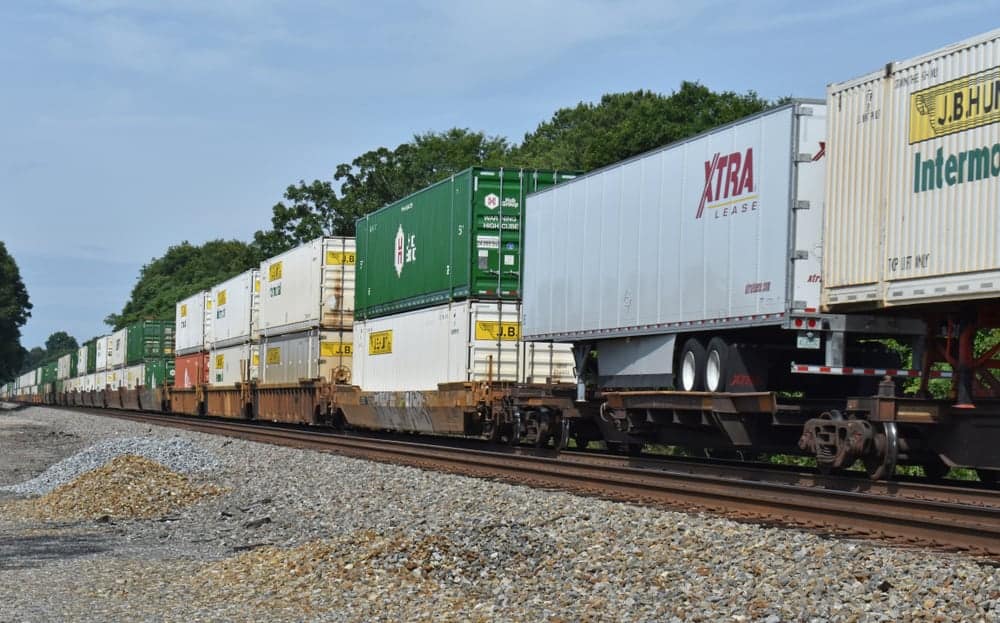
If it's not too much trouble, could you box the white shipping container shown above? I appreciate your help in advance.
[176,291,213,355]
[353,300,576,392]
[523,102,827,342]
[259,329,352,385]
[210,269,260,348]
[95,335,110,371]
[108,328,128,368]
[209,343,260,385]
[824,29,1000,308]
[77,344,89,375]
[57,353,73,380]
[103,367,124,389]
[259,237,355,337]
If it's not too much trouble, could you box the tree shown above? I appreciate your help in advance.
[0,241,32,382]
[44,331,78,356]
[106,239,259,329]
[512,83,773,171]
[253,128,511,256]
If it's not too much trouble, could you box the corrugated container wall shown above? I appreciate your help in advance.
[523,103,827,341]
[95,336,110,371]
[258,237,355,337]
[175,291,211,355]
[353,300,576,392]
[258,328,353,385]
[209,343,259,385]
[174,352,210,389]
[824,29,1000,308]
[210,269,260,348]
[126,320,174,364]
[57,352,77,380]
[108,328,128,368]
[355,168,577,320]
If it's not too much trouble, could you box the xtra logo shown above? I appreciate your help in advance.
[393,225,417,277]
[696,147,757,219]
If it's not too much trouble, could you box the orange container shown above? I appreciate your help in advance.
[174,352,209,388]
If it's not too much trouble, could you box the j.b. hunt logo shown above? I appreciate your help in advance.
[696,147,757,219]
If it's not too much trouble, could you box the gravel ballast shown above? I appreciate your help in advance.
[0,406,997,622]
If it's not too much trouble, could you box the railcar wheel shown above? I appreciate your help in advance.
[679,338,707,392]
[863,422,899,481]
[704,337,729,393]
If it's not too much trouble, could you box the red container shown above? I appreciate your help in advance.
[174,352,209,388]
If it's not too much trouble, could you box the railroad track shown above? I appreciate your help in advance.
[85,408,1000,559]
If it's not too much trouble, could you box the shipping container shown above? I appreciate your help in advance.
[174,351,210,389]
[175,291,213,355]
[108,328,128,368]
[77,341,97,375]
[56,352,78,380]
[124,359,174,389]
[258,237,355,336]
[209,343,259,385]
[353,300,575,392]
[95,335,110,371]
[39,362,58,385]
[823,29,1000,309]
[126,320,174,364]
[210,269,260,348]
[523,103,827,385]
[258,328,353,385]
[356,168,576,320]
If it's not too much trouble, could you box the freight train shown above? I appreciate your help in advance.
[5,29,1000,484]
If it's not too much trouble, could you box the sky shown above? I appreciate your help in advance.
[2,0,998,349]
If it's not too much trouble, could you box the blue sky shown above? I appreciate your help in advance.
[2,0,998,348]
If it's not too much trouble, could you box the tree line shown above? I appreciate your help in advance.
[1,83,775,381]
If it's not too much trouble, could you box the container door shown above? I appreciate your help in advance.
[471,171,525,300]
[789,104,828,312]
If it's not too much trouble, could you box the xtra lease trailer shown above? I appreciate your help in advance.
[523,101,922,396]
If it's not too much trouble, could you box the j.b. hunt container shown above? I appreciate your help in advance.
[175,291,213,355]
[355,168,576,320]
[823,28,1000,309]
[211,269,260,348]
[57,352,77,380]
[258,237,355,337]
[209,343,260,385]
[352,300,575,392]
[95,335,110,371]
[258,328,353,385]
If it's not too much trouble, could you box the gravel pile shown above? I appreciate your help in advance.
[0,407,998,622]
[0,435,219,496]
[5,454,222,521]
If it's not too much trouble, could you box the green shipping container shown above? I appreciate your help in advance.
[143,358,175,388]
[40,362,58,384]
[86,340,97,374]
[126,321,176,365]
[356,168,576,319]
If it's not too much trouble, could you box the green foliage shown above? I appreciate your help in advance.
[106,239,259,330]
[253,128,511,257]
[0,242,32,382]
[511,83,773,171]
[44,331,78,356]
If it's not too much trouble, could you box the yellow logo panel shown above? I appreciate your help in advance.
[321,341,352,357]
[215,354,225,369]
[266,347,281,365]
[475,321,521,341]
[216,290,227,306]
[180,304,187,318]
[326,251,356,265]
[368,330,392,355]
[910,66,1000,144]
[269,261,283,282]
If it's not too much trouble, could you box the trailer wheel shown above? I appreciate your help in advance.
[705,337,729,393]
[678,338,706,391]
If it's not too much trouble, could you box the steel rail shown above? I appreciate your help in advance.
[93,409,1000,559]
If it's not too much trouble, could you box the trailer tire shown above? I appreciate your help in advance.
[678,338,706,392]
[705,337,730,393]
